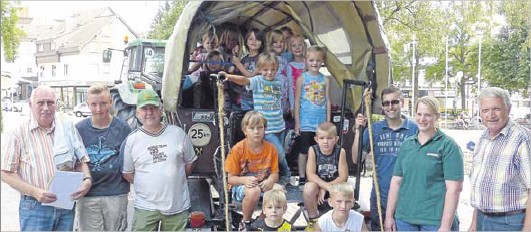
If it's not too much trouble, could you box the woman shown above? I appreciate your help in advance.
[384,96,464,231]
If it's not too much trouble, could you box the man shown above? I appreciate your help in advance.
[351,85,418,231]
[1,85,92,231]
[75,83,132,231]
[469,87,531,231]
[122,89,197,231]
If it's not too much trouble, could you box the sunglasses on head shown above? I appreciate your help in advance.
[382,99,400,107]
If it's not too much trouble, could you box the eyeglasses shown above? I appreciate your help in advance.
[382,99,400,107]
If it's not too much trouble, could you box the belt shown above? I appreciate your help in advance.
[481,209,526,217]
[21,195,37,201]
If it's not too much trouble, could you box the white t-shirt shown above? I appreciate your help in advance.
[123,124,197,215]
[318,210,364,231]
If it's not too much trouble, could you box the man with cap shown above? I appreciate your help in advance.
[122,89,197,231]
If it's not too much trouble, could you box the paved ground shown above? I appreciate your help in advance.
[1,111,476,231]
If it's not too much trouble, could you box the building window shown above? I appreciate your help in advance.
[39,66,45,77]
[64,64,69,76]
[43,43,51,51]
[52,65,56,77]
[27,68,32,73]
[36,44,43,52]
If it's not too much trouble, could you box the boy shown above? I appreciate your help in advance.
[294,45,331,186]
[316,182,368,232]
[303,122,348,230]
[221,52,291,184]
[224,111,280,231]
[250,185,292,231]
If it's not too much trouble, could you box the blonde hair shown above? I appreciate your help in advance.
[88,82,110,95]
[241,111,267,132]
[330,182,355,200]
[306,45,326,60]
[287,34,306,54]
[263,187,287,209]
[257,52,279,71]
[316,122,337,137]
[202,31,218,44]
[416,96,440,119]
[267,29,285,54]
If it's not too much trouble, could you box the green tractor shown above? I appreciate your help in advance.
[104,39,166,129]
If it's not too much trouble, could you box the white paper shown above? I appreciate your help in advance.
[42,171,83,210]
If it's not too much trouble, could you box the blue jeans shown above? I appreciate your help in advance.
[370,196,386,231]
[19,195,75,231]
[476,210,525,231]
[395,217,459,231]
[265,131,291,179]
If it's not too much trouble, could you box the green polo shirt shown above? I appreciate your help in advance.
[393,129,464,227]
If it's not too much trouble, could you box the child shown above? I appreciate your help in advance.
[188,30,219,73]
[315,182,368,231]
[280,26,294,62]
[217,25,240,73]
[303,122,348,229]
[286,34,307,113]
[224,111,279,231]
[267,29,290,117]
[221,53,291,184]
[294,45,331,186]
[182,50,224,108]
[230,28,266,111]
[249,186,292,231]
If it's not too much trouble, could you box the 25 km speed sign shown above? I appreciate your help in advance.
[188,123,212,147]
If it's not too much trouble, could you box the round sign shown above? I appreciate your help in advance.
[188,123,212,147]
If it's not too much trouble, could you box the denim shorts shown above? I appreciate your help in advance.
[231,185,264,202]
[395,217,459,231]
[19,195,75,231]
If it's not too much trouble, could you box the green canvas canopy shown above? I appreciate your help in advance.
[162,1,392,114]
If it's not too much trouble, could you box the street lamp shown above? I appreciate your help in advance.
[477,31,483,119]
[411,35,417,115]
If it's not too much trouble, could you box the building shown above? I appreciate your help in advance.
[34,7,138,109]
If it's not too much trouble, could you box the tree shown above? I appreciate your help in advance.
[481,0,530,96]
[424,1,492,111]
[377,0,448,113]
[1,0,25,62]
[148,1,187,40]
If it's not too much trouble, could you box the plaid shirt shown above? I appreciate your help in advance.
[470,120,531,212]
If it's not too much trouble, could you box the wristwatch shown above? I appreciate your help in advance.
[83,176,93,183]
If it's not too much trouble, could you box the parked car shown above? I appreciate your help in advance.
[73,102,91,117]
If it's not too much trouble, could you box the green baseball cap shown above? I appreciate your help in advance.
[137,89,161,109]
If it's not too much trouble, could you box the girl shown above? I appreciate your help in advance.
[231,28,266,111]
[188,31,218,73]
[287,34,307,112]
[294,45,331,186]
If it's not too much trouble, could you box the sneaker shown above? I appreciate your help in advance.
[238,220,252,231]
[305,219,317,231]
[298,177,306,186]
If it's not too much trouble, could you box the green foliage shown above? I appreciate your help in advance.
[147,1,188,40]
[1,0,25,62]
[481,0,530,94]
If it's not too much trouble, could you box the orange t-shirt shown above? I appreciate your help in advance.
[225,139,279,182]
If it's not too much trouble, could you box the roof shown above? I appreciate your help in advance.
[35,7,138,54]
[162,1,391,113]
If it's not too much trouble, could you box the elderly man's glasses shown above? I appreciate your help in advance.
[382,99,400,107]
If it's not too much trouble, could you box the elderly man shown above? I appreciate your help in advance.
[1,86,92,231]
[469,87,531,231]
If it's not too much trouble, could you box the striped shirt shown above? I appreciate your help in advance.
[470,120,531,212]
[247,75,285,134]
[1,115,89,191]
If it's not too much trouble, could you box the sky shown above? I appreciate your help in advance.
[19,1,163,35]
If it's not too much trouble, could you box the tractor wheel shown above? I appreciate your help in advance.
[111,90,141,130]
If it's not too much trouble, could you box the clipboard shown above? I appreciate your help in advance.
[42,171,83,210]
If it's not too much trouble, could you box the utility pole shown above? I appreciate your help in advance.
[445,36,449,126]
[411,35,417,115]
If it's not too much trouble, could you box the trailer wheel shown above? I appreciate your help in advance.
[111,90,141,130]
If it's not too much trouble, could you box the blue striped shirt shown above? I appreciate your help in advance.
[247,75,285,134]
